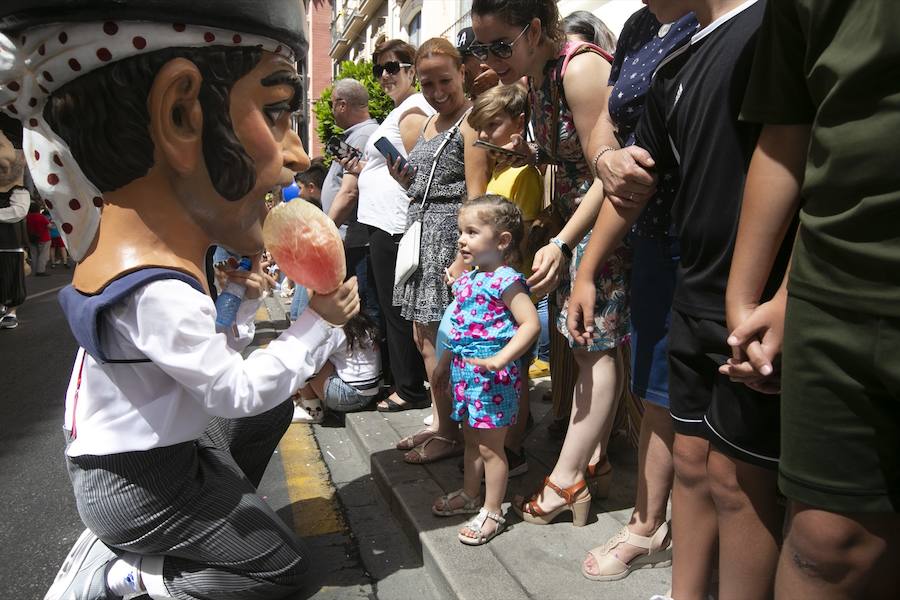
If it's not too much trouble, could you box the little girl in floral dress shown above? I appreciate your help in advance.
[430,195,540,545]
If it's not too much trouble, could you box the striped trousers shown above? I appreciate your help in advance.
[65,400,305,600]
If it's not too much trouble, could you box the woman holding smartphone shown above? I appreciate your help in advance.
[386,37,492,464]
[352,40,435,415]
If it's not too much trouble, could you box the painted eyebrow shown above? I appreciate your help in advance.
[261,70,303,111]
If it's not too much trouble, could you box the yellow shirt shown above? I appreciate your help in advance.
[485,164,543,284]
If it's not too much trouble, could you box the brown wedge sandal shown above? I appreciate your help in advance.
[514,477,592,527]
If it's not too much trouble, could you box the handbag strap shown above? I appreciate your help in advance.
[417,109,470,213]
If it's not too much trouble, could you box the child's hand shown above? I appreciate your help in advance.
[595,146,657,208]
[464,355,506,373]
[472,64,500,97]
[719,294,786,394]
[387,156,416,189]
[308,277,360,326]
[566,278,596,345]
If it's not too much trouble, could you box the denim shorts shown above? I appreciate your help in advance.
[323,376,375,413]
[629,235,678,408]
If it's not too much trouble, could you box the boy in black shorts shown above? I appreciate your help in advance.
[567,0,787,597]
[724,0,900,597]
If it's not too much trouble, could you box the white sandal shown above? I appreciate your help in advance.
[458,508,506,545]
[432,489,482,516]
[582,521,672,581]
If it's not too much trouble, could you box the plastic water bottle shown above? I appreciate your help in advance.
[215,257,252,330]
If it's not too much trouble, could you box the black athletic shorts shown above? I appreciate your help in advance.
[668,309,780,469]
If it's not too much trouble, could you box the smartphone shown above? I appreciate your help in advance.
[326,136,361,162]
[374,136,409,171]
[473,139,529,158]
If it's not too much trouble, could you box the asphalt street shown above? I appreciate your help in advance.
[0,267,83,599]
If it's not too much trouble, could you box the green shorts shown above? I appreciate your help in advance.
[781,294,900,513]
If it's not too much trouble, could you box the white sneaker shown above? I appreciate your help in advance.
[292,398,324,424]
[423,413,434,426]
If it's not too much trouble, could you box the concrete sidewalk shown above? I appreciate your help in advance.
[343,383,672,600]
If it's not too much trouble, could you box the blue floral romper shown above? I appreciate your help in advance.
[447,267,525,428]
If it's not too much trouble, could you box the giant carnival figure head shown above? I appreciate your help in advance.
[0,0,309,291]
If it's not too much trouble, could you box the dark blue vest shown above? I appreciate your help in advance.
[59,268,205,364]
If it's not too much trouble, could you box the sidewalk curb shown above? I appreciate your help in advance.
[343,389,674,600]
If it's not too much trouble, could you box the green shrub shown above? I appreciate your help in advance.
[314,59,394,155]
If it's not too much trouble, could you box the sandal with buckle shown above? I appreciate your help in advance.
[585,461,613,499]
[514,477,591,527]
[582,521,672,581]
[403,434,463,464]
[395,428,437,451]
[432,489,482,516]
[458,507,506,545]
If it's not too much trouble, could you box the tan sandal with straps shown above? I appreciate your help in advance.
[514,477,592,527]
[432,489,482,516]
[582,521,672,581]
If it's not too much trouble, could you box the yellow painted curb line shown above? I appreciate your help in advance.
[279,424,346,537]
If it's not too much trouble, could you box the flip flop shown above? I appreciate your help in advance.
[404,435,463,464]
[396,428,437,451]
[376,397,431,413]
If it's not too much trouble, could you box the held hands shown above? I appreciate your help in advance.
[386,156,416,190]
[566,277,597,346]
[526,242,564,297]
[719,293,787,395]
[596,146,658,209]
[308,276,360,327]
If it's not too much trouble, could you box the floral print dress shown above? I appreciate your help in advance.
[447,267,525,428]
[529,41,631,351]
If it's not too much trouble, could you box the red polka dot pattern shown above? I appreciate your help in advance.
[45,200,54,209]
[5,21,296,262]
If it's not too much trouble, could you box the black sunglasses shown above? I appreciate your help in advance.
[373,61,412,78]
[469,24,530,61]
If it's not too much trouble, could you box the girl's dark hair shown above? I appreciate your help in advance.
[372,39,416,66]
[43,46,263,200]
[343,310,380,353]
[462,194,524,265]
[471,0,563,45]
[562,11,617,54]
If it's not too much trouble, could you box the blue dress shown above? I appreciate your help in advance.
[446,266,525,428]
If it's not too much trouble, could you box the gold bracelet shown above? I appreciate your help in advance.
[591,145,616,177]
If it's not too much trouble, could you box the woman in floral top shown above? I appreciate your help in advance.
[471,0,630,529]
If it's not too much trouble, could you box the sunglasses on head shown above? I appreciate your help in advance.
[373,61,412,78]
[469,23,531,61]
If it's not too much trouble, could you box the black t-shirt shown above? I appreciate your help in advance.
[635,0,789,320]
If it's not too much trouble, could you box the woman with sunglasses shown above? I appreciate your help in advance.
[386,37,492,465]
[470,0,631,529]
[352,40,436,415]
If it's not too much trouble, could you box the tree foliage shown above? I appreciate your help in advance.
[314,59,394,153]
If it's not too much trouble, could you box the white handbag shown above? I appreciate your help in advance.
[394,219,422,286]
[393,115,464,287]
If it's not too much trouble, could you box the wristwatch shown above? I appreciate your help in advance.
[549,237,572,259]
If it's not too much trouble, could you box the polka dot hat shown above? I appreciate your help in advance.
[0,21,294,261]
